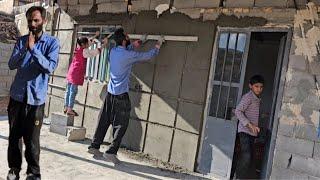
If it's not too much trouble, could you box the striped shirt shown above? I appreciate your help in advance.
[235,91,261,137]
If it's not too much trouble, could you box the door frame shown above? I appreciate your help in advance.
[197,26,292,179]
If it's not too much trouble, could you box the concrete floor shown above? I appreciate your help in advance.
[0,119,210,180]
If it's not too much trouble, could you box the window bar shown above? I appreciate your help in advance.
[224,33,239,120]
[94,51,100,80]
[215,33,230,118]
[98,48,105,82]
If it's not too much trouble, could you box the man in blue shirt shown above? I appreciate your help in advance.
[7,6,59,180]
[88,28,163,164]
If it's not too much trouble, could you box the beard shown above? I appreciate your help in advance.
[28,25,43,35]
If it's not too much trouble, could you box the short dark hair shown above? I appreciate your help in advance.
[26,6,46,19]
[249,75,264,85]
[77,37,89,46]
[113,28,126,46]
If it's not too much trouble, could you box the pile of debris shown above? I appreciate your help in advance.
[0,12,19,43]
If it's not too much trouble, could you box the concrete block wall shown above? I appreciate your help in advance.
[47,8,215,170]
[271,6,320,179]
[48,2,320,175]
[0,42,15,95]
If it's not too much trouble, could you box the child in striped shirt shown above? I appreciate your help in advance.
[234,75,264,179]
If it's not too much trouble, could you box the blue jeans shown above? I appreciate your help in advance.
[64,83,78,109]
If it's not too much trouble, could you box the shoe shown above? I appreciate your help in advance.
[103,152,121,165]
[88,146,101,155]
[7,169,19,180]
[26,174,41,180]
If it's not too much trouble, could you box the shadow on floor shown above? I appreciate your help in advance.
[0,134,209,180]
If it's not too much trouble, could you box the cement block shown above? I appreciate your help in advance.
[86,82,106,109]
[309,56,320,75]
[51,76,67,98]
[111,2,127,13]
[149,95,177,127]
[313,142,320,160]
[270,167,309,180]
[121,119,146,152]
[309,176,320,180]
[154,66,182,98]
[294,123,319,142]
[185,22,214,70]
[130,62,154,93]
[290,154,320,177]
[74,81,88,105]
[82,107,102,139]
[176,102,203,134]
[72,103,85,127]
[129,92,150,120]
[144,124,173,162]
[0,69,9,76]
[51,112,74,126]
[58,0,68,5]
[67,0,78,5]
[275,135,314,157]
[53,54,69,77]
[272,149,292,169]
[277,117,295,137]
[54,30,74,54]
[131,0,150,11]
[156,41,187,68]
[96,0,111,3]
[57,9,75,29]
[180,68,208,102]
[289,55,307,71]
[98,3,112,13]
[194,0,220,8]
[78,4,92,15]
[170,130,198,170]
[50,124,67,136]
[79,0,93,4]
[225,0,254,7]
[286,71,315,89]
[178,8,202,19]
[67,126,86,141]
[255,0,287,7]
[49,96,65,115]
[150,0,170,9]
[173,0,195,8]
[134,11,160,34]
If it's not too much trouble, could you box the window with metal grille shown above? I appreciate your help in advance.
[209,32,248,120]
[77,25,121,83]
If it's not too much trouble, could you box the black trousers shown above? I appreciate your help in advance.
[91,92,131,154]
[235,132,256,179]
[7,98,44,176]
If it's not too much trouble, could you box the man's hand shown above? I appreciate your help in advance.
[28,32,35,50]
[155,36,165,49]
[95,31,100,38]
[140,34,147,44]
[247,123,260,134]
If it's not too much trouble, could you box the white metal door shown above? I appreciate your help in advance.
[198,30,251,179]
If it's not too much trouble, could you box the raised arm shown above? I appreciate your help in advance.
[8,38,28,70]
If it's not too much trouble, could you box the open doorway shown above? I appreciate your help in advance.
[198,29,290,179]
[239,32,287,179]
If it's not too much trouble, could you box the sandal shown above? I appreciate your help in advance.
[67,110,79,116]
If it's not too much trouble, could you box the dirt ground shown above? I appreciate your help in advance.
[0,118,212,180]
